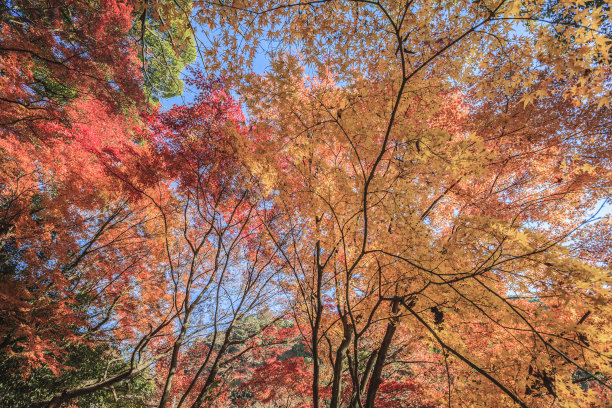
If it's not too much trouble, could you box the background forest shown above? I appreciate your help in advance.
[1,0,611,407]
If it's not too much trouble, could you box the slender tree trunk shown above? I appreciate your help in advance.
[364,299,400,408]
[188,325,236,408]
[348,346,377,408]
[158,325,188,408]
[330,318,353,408]
[189,344,227,408]
[312,237,323,408]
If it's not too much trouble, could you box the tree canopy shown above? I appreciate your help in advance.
[0,0,611,407]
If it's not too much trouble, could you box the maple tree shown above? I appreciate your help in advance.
[0,0,204,371]
[23,75,284,408]
[187,0,612,407]
[0,1,198,405]
[0,0,195,371]
[128,77,282,408]
[1,0,612,407]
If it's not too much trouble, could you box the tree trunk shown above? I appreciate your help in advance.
[312,234,323,408]
[330,318,353,408]
[364,299,400,408]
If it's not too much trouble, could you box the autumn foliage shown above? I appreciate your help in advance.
[1,1,612,408]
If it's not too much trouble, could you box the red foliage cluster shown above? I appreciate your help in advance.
[0,0,146,373]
